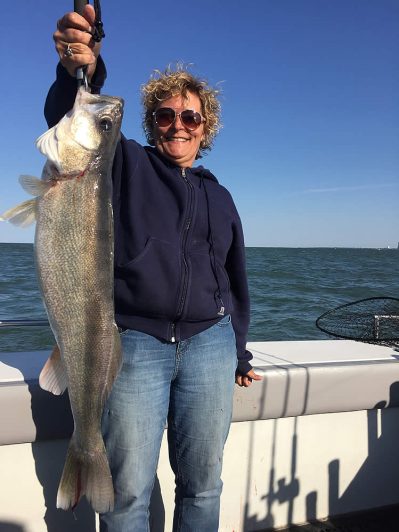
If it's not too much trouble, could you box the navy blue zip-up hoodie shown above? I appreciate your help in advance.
[44,58,253,375]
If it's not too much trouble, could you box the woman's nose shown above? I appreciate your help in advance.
[172,112,184,129]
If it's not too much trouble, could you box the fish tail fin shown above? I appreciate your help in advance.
[0,198,37,227]
[57,434,114,513]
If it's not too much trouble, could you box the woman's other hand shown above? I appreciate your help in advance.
[54,5,101,79]
[235,369,263,388]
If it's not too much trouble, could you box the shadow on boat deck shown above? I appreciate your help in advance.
[276,503,399,531]
[0,523,25,532]
[242,379,399,532]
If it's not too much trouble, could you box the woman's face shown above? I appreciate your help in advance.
[152,91,205,168]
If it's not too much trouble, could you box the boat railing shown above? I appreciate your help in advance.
[0,319,49,328]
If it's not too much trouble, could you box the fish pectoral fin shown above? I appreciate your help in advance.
[39,345,68,395]
[36,124,61,169]
[19,175,52,197]
[0,198,37,227]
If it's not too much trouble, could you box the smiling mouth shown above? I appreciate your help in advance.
[164,136,190,142]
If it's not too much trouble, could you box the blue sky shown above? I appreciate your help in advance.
[0,0,398,247]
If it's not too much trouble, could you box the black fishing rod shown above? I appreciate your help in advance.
[74,0,88,13]
[73,0,105,89]
[74,0,88,88]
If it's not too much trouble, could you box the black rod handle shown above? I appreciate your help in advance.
[74,0,88,15]
[74,0,89,87]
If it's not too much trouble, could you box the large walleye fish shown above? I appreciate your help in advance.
[1,87,124,513]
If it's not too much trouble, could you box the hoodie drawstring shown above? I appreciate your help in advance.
[200,176,225,317]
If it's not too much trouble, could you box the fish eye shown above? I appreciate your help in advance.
[99,118,113,132]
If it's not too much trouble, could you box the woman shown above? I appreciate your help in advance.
[47,5,261,531]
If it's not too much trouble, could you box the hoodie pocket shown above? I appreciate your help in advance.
[115,238,180,318]
[184,251,223,320]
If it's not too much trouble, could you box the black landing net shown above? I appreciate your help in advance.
[316,297,399,348]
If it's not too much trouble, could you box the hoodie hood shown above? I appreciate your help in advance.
[192,165,218,183]
[144,146,219,183]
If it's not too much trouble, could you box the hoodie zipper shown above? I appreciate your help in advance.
[171,323,176,343]
[170,167,194,342]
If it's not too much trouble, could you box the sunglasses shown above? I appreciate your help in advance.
[153,107,205,131]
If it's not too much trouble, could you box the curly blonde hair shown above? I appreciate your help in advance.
[141,65,221,158]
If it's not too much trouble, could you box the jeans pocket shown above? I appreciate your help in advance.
[216,314,232,327]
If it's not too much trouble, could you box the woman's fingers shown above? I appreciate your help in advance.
[57,41,96,66]
[53,6,100,78]
[235,369,263,387]
[53,29,95,52]
[56,5,95,33]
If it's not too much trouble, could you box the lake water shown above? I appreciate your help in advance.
[0,243,398,352]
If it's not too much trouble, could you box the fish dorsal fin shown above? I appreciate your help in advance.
[39,345,68,395]
[36,124,63,172]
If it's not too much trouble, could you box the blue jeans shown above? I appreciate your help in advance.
[99,315,237,532]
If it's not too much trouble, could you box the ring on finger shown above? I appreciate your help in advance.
[64,43,74,58]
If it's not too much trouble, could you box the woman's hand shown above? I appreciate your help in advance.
[235,369,263,388]
[54,5,101,79]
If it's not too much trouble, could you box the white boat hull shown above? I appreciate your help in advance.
[1,340,399,531]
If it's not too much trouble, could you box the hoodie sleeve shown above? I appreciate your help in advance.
[44,56,107,128]
[225,212,253,375]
